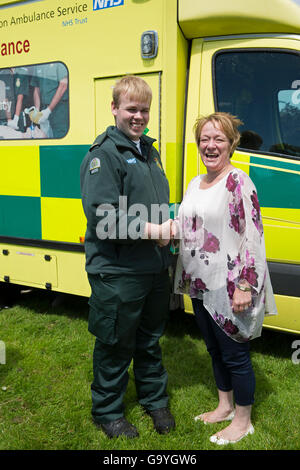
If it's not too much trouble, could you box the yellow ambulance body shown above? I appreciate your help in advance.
[0,0,299,334]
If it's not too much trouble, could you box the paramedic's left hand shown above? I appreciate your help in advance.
[38,107,51,123]
[7,114,19,130]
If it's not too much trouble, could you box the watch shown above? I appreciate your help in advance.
[237,283,251,292]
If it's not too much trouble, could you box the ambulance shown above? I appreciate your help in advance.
[0,0,299,335]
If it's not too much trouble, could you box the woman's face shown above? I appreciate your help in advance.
[198,121,232,174]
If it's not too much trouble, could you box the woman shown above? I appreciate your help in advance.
[173,112,277,445]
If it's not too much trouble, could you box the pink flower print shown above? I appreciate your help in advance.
[227,279,236,299]
[250,191,263,236]
[251,191,260,213]
[224,319,239,336]
[229,211,240,233]
[226,172,238,192]
[241,266,258,287]
[202,229,220,253]
[213,312,240,337]
[194,278,207,291]
[229,197,245,234]
[227,253,241,269]
[191,215,203,232]
[189,278,208,296]
[245,249,255,268]
[183,216,191,230]
[238,199,245,219]
[213,312,224,324]
[182,270,191,282]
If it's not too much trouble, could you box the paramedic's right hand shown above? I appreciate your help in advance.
[7,114,19,130]
[143,220,172,247]
[38,107,51,123]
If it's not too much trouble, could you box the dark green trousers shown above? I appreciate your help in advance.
[88,269,170,424]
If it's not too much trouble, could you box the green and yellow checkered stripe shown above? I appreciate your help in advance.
[0,144,89,243]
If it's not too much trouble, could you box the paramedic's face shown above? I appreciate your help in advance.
[111,93,150,141]
[198,121,232,173]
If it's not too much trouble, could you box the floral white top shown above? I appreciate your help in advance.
[174,168,277,342]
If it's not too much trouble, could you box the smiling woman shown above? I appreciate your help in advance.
[173,111,277,446]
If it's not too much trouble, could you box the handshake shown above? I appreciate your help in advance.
[143,219,179,247]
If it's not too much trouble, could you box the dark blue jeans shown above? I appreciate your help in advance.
[192,298,255,406]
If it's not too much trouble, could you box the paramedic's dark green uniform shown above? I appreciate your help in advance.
[80,126,172,424]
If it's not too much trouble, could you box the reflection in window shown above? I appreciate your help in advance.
[278,89,300,153]
[0,62,69,140]
[214,50,300,158]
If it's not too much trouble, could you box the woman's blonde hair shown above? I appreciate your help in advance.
[194,112,243,157]
[112,75,152,107]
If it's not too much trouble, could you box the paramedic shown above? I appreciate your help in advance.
[80,75,175,439]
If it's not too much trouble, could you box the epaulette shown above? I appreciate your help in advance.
[89,143,101,152]
[89,132,108,152]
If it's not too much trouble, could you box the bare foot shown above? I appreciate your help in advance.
[210,420,253,443]
[194,407,234,424]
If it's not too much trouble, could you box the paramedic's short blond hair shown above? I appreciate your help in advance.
[112,75,152,107]
[194,112,243,157]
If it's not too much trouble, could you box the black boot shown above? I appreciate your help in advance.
[94,417,139,439]
[147,408,175,434]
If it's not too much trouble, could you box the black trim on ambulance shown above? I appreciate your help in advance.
[268,261,300,298]
[0,236,84,252]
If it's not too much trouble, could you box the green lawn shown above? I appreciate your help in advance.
[0,288,299,451]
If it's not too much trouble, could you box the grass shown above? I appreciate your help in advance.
[0,287,299,451]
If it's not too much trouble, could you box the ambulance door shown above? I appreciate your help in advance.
[94,73,161,152]
[185,35,300,334]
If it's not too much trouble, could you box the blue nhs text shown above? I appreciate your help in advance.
[93,0,124,11]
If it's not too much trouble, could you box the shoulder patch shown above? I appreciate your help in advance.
[89,157,100,174]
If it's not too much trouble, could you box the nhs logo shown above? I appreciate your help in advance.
[93,0,124,10]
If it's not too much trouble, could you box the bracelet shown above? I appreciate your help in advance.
[237,283,251,292]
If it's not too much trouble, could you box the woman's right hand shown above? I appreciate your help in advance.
[156,219,173,247]
[170,219,180,239]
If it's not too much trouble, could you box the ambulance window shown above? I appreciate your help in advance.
[214,50,300,158]
[0,61,69,140]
